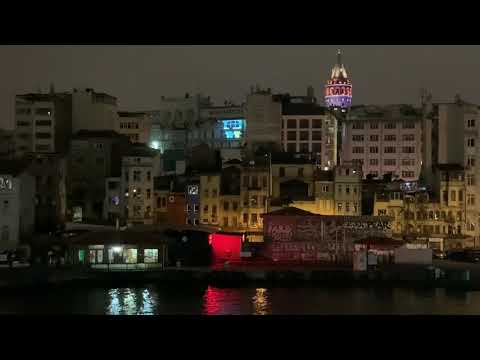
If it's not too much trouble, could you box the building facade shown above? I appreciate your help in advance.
[72,88,118,133]
[14,92,72,157]
[116,111,152,144]
[342,104,422,181]
[0,129,15,159]
[281,100,338,170]
[0,160,35,251]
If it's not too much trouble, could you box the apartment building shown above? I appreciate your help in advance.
[342,104,422,181]
[116,111,152,144]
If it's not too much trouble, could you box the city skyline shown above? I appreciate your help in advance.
[1,45,480,129]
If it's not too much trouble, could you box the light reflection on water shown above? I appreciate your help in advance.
[36,286,480,315]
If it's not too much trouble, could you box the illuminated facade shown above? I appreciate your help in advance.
[324,50,352,112]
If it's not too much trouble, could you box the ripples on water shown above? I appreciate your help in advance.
[2,286,480,315]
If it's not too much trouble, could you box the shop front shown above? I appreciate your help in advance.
[70,231,168,269]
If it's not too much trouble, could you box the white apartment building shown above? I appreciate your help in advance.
[0,160,35,251]
[342,104,422,181]
[422,94,480,241]
[116,111,152,144]
[72,88,118,133]
[14,92,72,157]
[121,145,162,225]
[281,102,338,170]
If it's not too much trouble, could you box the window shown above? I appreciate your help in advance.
[223,217,229,227]
[251,214,258,224]
[35,132,52,139]
[287,119,296,128]
[322,185,329,192]
[262,176,267,188]
[94,143,103,150]
[346,186,350,194]
[402,159,415,166]
[252,176,258,188]
[337,185,342,194]
[402,146,415,153]
[402,171,415,178]
[3,200,10,215]
[443,191,448,203]
[451,190,456,202]
[346,202,350,212]
[384,159,396,166]
[468,194,475,206]
[467,174,475,186]
[287,143,296,152]
[133,170,142,182]
[370,135,379,141]
[384,122,396,129]
[161,197,166,207]
[312,131,322,141]
[212,205,217,214]
[16,108,31,115]
[298,168,304,177]
[468,119,476,128]
[147,171,151,181]
[243,176,249,188]
[352,135,364,141]
[457,212,462,221]
[279,167,285,177]
[300,131,309,141]
[468,157,475,167]
[312,119,322,128]
[370,122,379,129]
[353,187,357,194]
[186,204,191,212]
[36,120,52,127]
[16,121,30,126]
[311,143,321,154]
[1,226,9,242]
[300,119,309,128]
[337,203,343,212]
[299,143,309,153]
[402,134,415,141]
[212,189,217,197]
[287,131,297,141]
[369,147,378,154]
[232,201,238,211]
[459,190,464,202]
[352,147,364,154]
[384,135,396,141]
[370,158,379,166]
[35,108,52,116]
[144,249,158,264]
[352,122,364,129]
[384,147,396,153]
[146,189,151,199]
[243,213,248,224]
[203,205,209,213]
[224,201,230,211]
[403,121,415,129]
[156,197,161,208]
[352,159,363,165]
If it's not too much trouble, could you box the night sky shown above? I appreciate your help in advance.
[1,45,479,129]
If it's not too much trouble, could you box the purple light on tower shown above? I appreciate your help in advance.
[325,49,352,112]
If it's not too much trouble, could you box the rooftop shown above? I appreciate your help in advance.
[124,143,160,157]
[282,102,326,116]
[118,111,147,118]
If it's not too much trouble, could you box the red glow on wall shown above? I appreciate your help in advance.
[210,233,242,263]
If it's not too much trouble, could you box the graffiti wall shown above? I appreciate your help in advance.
[263,215,392,262]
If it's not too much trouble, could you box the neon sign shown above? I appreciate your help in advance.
[222,119,245,140]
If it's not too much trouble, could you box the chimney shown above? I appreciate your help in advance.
[307,85,314,99]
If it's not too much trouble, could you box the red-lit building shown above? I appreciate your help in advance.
[209,232,243,264]
[262,207,392,263]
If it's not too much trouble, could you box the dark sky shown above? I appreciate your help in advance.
[1,45,479,129]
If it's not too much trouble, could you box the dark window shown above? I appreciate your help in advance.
[352,122,364,129]
[212,205,217,214]
[299,143,309,153]
[352,135,364,141]
[262,176,267,188]
[287,143,296,152]
[369,147,378,153]
[312,119,322,128]
[279,167,285,177]
[232,201,238,211]
[384,122,396,129]
[161,198,166,207]
[35,132,51,139]
[16,121,30,126]
[147,171,151,181]
[300,131,309,141]
[203,205,209,213]
[403,121,415,129]
[243,176,249,188]
[223,201,229,211]
[370,122,379,129]
[287,119,296,129]
[156,197,161,208]
[370,135,379,141]
[384,135,396,141]
[287,131,297,141]
[125,171,129,182]
[298,168,304,177]
[312,143,321,153]
[223,217,228,227]
[35,120,52,127]
[299,119,309,128]
[443,191,448,203]
[35,108,52,116]
[251,213,258,224]
[384,147,396,153]
[312,131,322,141]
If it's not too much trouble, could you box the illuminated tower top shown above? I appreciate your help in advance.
[325,49,352,112]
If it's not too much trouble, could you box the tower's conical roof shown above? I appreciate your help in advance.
[330,49,349,80]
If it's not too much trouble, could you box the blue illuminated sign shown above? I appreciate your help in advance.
[222,119,245,140]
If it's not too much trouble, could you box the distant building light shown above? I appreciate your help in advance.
[150,141,159,150]
[112,246,123,253]
[324,166,329,171]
